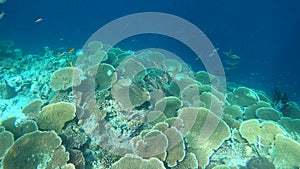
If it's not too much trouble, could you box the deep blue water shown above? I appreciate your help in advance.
[0,0,299,102]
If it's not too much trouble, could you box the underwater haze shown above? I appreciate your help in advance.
[0,0,300,169]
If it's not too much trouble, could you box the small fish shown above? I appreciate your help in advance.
[68,48,75,54]
[0,11,5,20]
[208,48,219,57]
[69,61,74,67]
[34,18,43,23]
[57,52,65,57]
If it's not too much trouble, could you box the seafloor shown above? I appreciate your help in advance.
[0,40,299,169]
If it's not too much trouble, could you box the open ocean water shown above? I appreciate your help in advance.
[0,1,299,169]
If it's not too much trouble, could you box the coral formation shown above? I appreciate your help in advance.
[273,134,300,169]
[255,107,281,121]
[50,67,85,91]
[177,107,231,168]
[154,96,182,118]
[246,156,275,169]
[227,87,259,107]
[2,131,69,169]
[21,99,43,118]
[239,119,286,156]
[36,102,76,133]
[0,117,38,139]
[1,42,300,169]
[0,130,14,158]
[111,155,166,169]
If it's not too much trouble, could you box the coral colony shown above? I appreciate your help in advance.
[0,40,299,169]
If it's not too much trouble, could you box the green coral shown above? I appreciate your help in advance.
[36,102,76,133]
[152,122,186,167]
[239,119,286,156]
[21,99,43,118]
[50,67,85,91]
[95,63,116,90]
[177,107,230,168]
[0,130,14,158]
[226,87,259,107]
[255,107,281,121]
[173,152,198,169]
[2,131,69,169]
[0,117,38,139]
[132,129,168,159]
[112,155,166,169]
[244,101,271,120]
[111,79,150,109]
[273,134,300,169]
[154,96,182,118]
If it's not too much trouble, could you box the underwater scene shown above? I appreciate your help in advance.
[0,1,299,169]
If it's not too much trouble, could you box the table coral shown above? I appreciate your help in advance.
[273,134,300,169]
[112,155,166,169]
[154,96,182,118]
[177,107,231,168]
[152,122,186,167]
[21,99,43,119]
[95,63,117,90]
[255,107,281,121]
[239,119,287,156]
[0,130,14,158]
[36,102,76,133]
[50,67,85,91]
[2,131,69,169]
[226,87,259,107]
[0,117,38,139]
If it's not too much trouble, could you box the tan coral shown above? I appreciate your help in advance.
[239,119,287,156]
[50,67,85,91]
[132,129,168,160]
[152,122,186,167]
[244,101,272,120]
[111,79,150,110]
[154,96,182,118]
[273,134,300,169]
[112,155,166,169]
[226,87,259,107]
[173,152,198,169]
[36,102,76,133]
[255,107,282,121]
[21,99,43,118]
[177,107,231,168]
[2,131,69,169]
[0,130,14,158]
[95,63,117,90]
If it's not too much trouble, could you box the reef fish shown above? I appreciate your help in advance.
[0,11,5,20]
[223,49,241,70]
[68,48,75,54]
[34,18,43,23]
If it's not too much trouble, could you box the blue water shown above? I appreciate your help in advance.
[1,0,300,102]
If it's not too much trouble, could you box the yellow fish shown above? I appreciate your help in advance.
[68,48,75,54]
[34,18,43,23]
[69,62,74,67]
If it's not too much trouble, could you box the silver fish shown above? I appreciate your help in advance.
[0,11,5,20]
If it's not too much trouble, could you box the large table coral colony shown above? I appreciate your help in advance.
[0,41,299,169]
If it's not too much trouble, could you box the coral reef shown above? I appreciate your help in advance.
[246,156,275,169]
[50,67,85,91]
[2,131,69,169]
[0,130,14,158]
[1,42,300,169]
[111,155,166,169]
[36,102,76,133]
